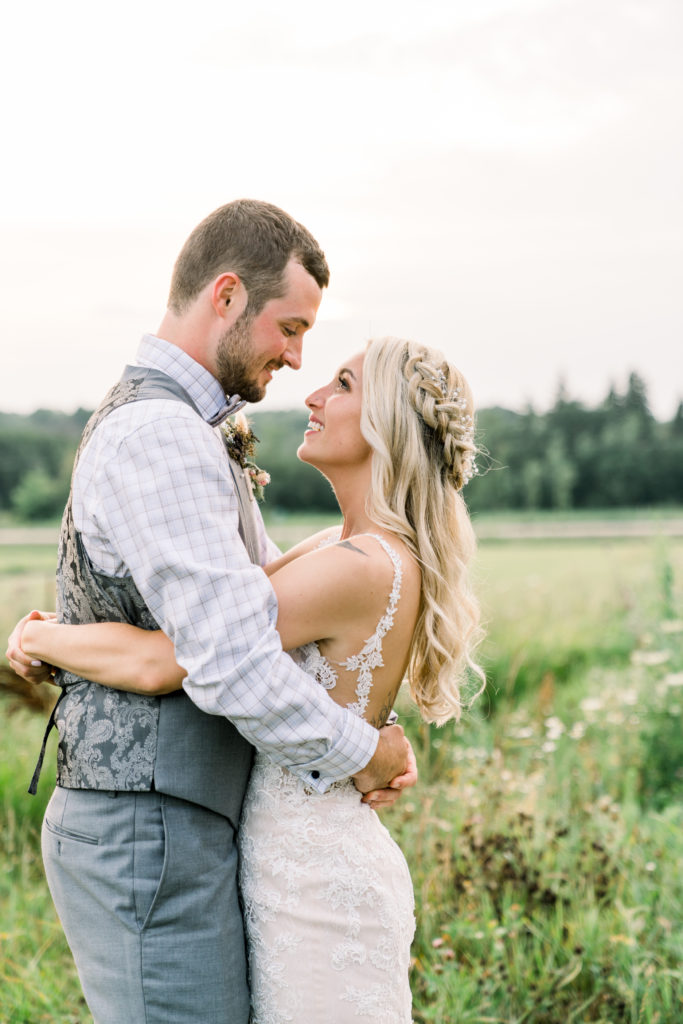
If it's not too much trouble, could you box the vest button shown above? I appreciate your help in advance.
[311,770,320,780]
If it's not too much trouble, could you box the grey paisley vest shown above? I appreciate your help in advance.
[33,366,257,825]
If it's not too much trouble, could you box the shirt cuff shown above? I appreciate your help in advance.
[295,713,379,794]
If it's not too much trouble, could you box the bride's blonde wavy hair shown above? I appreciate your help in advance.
[361,336,485,724]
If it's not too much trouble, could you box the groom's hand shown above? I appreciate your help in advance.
[352,723,411,797]
[360,736,418,810]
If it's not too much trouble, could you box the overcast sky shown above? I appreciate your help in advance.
[1,0,681,420]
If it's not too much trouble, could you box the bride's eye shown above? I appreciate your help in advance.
[337,375,350,391]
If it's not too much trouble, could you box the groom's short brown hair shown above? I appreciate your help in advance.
[168,199,330,316]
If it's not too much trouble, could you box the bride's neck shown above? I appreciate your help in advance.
[327,465,377,540]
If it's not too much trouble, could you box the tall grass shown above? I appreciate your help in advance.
[1,717,89,1023]
[395,620,683,1021]
[1,524,682,1022]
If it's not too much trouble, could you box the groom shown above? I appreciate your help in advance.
[7,200,414,1024]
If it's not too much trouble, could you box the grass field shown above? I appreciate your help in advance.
[1,515,682,1022]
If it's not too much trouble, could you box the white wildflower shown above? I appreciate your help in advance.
[630,650,670,667]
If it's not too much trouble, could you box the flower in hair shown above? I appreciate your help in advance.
[431,369,477,485]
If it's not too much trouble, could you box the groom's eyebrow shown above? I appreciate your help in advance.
[283,316,311,328]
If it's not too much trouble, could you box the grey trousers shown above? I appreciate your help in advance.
[42,786,250,1024]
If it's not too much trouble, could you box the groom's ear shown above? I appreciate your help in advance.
[211,273,248,320]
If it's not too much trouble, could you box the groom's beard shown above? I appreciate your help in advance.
[215,309,271,404]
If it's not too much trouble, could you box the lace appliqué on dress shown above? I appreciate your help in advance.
[240,756,415,1024]
[294,533,403,719]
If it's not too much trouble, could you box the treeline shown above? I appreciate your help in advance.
[0,409,90,520]
[1,373,682,520]
[466,373,683,511]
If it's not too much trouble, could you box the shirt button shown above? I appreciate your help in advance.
[311,770,320,780]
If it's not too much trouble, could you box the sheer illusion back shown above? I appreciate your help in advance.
[239,533,415,1024]
[293,533,403,720]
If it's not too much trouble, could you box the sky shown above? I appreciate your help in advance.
[1,0,681,420]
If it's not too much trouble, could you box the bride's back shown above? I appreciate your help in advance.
[294,530,422,729]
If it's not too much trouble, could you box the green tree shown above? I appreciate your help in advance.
[545,436,576,509]
[521,459,544,509]
[671,401,683,438]
[10,467,70,521]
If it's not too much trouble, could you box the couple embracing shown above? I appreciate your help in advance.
[7,199,483,1024]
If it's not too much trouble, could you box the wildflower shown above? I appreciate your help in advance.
[609,935,636,946]
[545,716,565,739]
[510,726,535,740]
[630,650,670,667]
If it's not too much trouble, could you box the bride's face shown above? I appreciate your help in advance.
[298,352,371,471]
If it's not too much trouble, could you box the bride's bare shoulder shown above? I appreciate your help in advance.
[346,531,421,591]
[264,524,340,575]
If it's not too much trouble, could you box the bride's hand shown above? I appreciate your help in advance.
[360,736,418,810]
[5,609,56,685]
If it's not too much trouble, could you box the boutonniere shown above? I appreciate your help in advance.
[221,414,271,501]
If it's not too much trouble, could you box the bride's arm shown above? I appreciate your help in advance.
[5,524,340,692]
[11,537,380,696]
[19,617,185,694]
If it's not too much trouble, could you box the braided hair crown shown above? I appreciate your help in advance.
[403,348,477,490]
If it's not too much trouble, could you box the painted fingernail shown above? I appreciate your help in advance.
[31,660,42,667]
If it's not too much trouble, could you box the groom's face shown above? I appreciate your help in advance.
[215,259,322,403]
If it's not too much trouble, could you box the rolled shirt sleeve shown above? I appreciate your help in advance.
[74,399,378,791]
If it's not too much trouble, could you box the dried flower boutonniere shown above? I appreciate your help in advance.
[220,413,270,501]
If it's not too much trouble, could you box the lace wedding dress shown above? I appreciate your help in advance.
[239,535,415,1023]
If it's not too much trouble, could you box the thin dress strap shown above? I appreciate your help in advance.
[304,532,403,719]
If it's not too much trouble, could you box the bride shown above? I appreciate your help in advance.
[15,335,483,1023]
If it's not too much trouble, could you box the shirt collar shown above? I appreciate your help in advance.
[134,335,246,425]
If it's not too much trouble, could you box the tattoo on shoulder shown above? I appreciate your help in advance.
[337,540,369,557]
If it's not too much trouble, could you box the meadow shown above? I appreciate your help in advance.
[1,514,682,1023]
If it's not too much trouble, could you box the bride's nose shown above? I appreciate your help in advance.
[305,385,325,409]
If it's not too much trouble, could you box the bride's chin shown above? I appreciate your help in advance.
[297,443,315,466]
[298,446,329,478]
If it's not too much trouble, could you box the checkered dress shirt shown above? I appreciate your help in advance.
[71,334,378,791]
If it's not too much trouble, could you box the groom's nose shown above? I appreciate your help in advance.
[283,336,303,371]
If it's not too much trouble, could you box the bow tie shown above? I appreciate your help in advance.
[208,394,247,427]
